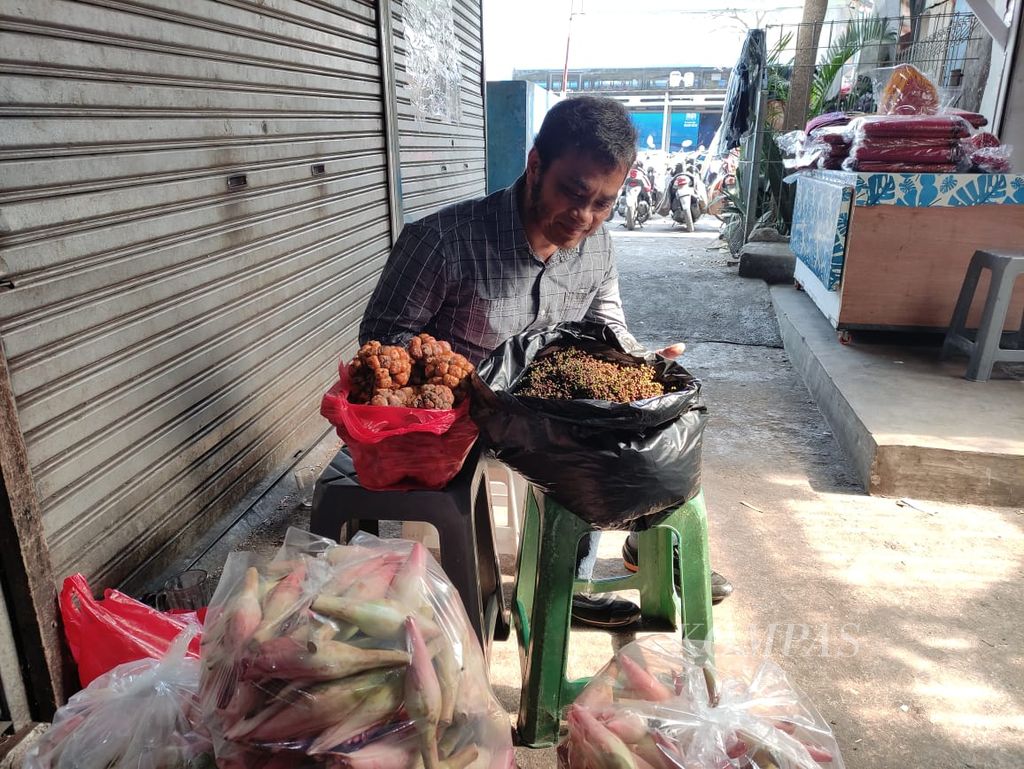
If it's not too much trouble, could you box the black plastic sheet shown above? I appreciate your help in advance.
[469,322,707,529]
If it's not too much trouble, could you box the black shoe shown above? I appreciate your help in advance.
[622,532,734,605]
[571,593,641,629]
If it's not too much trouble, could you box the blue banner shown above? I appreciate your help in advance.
[629,111,701,152]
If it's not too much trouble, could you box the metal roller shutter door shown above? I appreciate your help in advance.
[0,0,393,588]
[390,0,487,219]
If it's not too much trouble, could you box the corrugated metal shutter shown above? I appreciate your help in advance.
[391,0,487,220]
[0,0,393,588]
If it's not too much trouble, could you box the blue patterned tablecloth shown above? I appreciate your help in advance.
[790,171,1024,292]
[804,170,1024,207]
[790,175,852,290]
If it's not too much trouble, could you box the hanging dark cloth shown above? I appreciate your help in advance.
[718,29,766,152]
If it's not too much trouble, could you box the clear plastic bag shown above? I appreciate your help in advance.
[870,64,951,116]
[848,136,963,164]
[803,126,851,169]
[841,114,972,172]
[198,527,513,769]
[24,632,212,769]
[803,111,851,134]
[808,126,851,147]
[774,130,806,158]
[560,635,845,769]
[846,114,972,140]
[961,133,1014,173]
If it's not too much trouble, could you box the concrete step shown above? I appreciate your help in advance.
[771,284,1023,506]
[738,241,796,284]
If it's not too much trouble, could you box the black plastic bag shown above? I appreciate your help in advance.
[469,322,707,528]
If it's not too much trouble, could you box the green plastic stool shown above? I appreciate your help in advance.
[512,486,713,747]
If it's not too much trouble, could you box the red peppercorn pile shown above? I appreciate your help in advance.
[348,334,473,409]
[513,347,664,403]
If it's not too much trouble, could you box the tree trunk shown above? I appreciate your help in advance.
[783,0,829,130]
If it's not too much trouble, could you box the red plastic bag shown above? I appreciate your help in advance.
[60,573,203,687]
[319,365,479,490]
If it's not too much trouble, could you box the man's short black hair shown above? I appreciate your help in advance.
[533,96,637,172]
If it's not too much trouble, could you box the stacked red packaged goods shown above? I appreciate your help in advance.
[808,126,853,170]
[839,64,1013,173]
[842,114,969,172]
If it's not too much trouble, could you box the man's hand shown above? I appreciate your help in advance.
[655,342,686,359]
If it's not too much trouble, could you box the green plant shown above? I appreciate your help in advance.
[766,31,793,101]
[809,17,897,116]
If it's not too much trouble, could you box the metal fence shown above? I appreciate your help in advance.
[730,12,990,238]
[764,12,987,119]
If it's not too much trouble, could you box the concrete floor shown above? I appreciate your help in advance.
[183,215,1024,769]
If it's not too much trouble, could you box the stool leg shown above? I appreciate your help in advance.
[966,263,1012,381]
[637,524,679,627]
[1017,303,1024,352]
[942,258,984,359]
[438,514,486,647]
[515,490,588,748]
[472,475,509,644]
[512,486,541,654]
[504,467,522,549]
[677,491,713,643]
[309,483,339,541]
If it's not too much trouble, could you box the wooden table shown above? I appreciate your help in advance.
[790,170,1024,331]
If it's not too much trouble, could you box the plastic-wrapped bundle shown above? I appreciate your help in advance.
[804,126,851,169]
[803,111,858,135]
[840,114,972,172]
[559,635,845,769]
[847,137,963,164]
[851,114,972,140]
[199,528,513,769]
[962,132,1014,173]
[849,160,960,173]
[774,130,806,158]
[948,108,988,129]
[24,632,212,769]
[877,63,941,115]
[809,126,851,147]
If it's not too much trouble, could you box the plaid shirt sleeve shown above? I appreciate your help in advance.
[359,221,447,347]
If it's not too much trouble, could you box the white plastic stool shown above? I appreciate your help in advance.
[942,249,1024,381]
[401,520,439,549]
[403,461,524,557]
[483,459,524,558]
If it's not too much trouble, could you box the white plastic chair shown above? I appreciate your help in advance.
[483,459,523,558]
[401,459,523,557]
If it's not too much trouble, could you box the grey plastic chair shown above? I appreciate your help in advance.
[942,250,1024,381]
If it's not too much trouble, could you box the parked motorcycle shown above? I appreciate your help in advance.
[706,169,737,221]
[646,166,663,211]
[703,150,739,221]
[667,169,707,232]
[616,165,653,230]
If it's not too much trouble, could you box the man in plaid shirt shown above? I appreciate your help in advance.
[361,96,730,627]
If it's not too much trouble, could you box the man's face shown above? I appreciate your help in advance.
[524,148,627,250]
